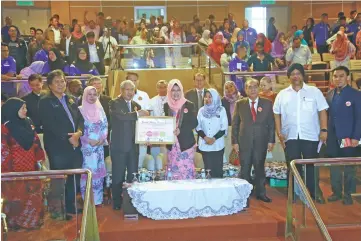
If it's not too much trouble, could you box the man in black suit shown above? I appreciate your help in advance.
[110,80,149,210]
[59,24,78,64]
[82,31,105,74]
[232,78,275,203]
[38,70,84,216]
[185,72,208,113]
[22,74,45,133]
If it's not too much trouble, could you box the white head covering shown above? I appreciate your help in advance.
[199,30,212,46]
[160,26,169,39]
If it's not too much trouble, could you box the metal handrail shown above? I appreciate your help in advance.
[1,75,109,83]
[286,157,361,241]
[1,169,99,241]
[223,69,361,76]
[117,43,198,48]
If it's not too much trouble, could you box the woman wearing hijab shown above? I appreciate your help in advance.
[164,79,198,180]
[233,31,251,57]
[199,29,213,47]
[230,27,241,45]
[294,30,308,46]
[1,98,45,230]
[207,32,225,65]
[69,48,99,76]
[253,33,272,54]
[271,32,288,59]
[42,48,70,75]
[330,31,356,68]
[220,43,234,81]
[196,89,228,178]
[79,86,108,206]
[221,81,242,163]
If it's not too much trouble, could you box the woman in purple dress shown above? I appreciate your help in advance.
[164,79,198,180]
[79,86,108,205]
[69,48,99,76]
[41,48,70,76]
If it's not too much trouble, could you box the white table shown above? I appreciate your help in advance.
[127,178,253,220]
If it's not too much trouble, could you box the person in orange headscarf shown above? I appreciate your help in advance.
[254,33,272,54]
[330,31,356,68]
[356,30,361,60]
[207,32,225,65]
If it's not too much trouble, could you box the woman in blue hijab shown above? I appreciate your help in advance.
[196,88,228,178]
[294,30,308,46]
[233,31,250,58]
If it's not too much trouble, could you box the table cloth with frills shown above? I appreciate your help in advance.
[127,178,253,220]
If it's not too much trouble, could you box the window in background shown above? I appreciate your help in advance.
[245,7,267,34]
[134,6,166,23]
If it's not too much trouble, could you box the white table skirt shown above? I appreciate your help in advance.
[127,178,253,220]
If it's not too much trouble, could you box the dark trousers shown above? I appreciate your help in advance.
[239,145,267,196]
[328,142,357,196]
[285,138,319,199]
[201,149,224,178]
[111,147,138,207]
[317,45,329,60]
[93,62,105,75]
[48,150,83,213]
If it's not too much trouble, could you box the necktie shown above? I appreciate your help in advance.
[127,101,132,112]
[251,101,257,122]
[197,90,203,110]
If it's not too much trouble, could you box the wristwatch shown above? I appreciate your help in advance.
[320,129,328,133]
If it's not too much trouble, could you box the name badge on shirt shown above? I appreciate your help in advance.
[236,63,243,70]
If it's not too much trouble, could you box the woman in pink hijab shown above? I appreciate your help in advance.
[164,79,198,180]
[79,86,108,206]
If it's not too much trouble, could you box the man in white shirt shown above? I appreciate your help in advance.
[127,72,151,169]
[185,72,208,113]
[59,24,77,63]
[83,31,105,74]
[273,63,328,203]
[98,27,118,66]
[285,38,312,70]
[148,80,168,170]
[50,16,61,45]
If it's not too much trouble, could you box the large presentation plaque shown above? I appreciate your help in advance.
[135,117,176,144]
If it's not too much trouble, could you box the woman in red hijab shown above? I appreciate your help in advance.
[254,33,272,54]
[207,32,225,65]
[330,31,356,67]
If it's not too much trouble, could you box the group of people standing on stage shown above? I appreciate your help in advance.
[1,62,360,229]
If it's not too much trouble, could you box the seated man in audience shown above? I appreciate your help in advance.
[22,74,45,133]
[247,42,276,72]
[110,80,149,210]
[285,37,312,70]
[82,32,105,75]
[67,79,83,104]
[27,29,44,65]
[33,40,54,62]
[326,66,361,205]
[126,72,150,169]
[1,43,22,97]
[185,72,208,113]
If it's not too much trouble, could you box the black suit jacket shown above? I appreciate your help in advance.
[231,97,275,152]
[221,97,232,126]
[59,36,79,64]
[22,92,45,133]
[164,100,198,152]
[38,92,84,168]
[109,96,141,152]
[185,88,207,113]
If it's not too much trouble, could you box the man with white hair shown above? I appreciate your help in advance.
[109,80,149,210]
[126,72,151,169]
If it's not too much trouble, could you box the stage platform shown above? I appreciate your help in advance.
[6,184,361,241]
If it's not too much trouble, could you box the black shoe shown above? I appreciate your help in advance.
[315,195,326,204]
[327,194,342,202]
[67,208,83,214]
[256,195,272,203]
[342,195,353,205]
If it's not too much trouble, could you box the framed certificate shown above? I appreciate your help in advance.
[135,116,176,144]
